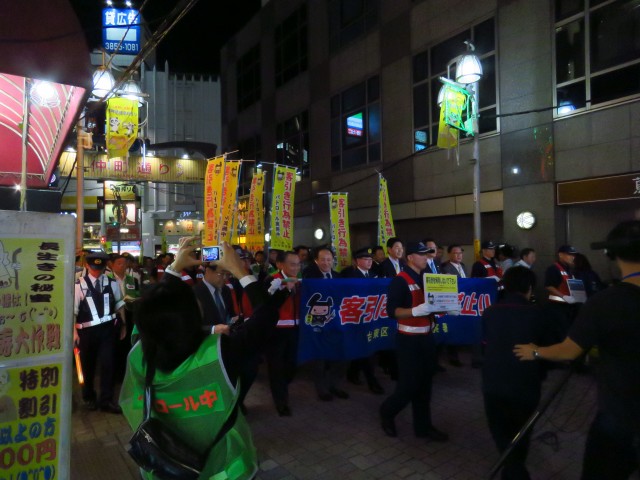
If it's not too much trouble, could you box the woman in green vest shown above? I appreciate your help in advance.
[120,238,286,479]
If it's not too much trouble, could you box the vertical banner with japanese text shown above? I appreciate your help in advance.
[106,97,138,159]
[437,87,466,149]
[377,175,396,253]
[246,171,265,251]
[203,156,224,245]
[0,211,74,480]
[218,160,242,244]
[269,165,297,251]
[329,193,351,271]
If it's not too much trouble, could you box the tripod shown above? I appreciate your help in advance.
[488,353,588,479]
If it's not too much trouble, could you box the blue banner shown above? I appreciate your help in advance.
[297,277,498,363]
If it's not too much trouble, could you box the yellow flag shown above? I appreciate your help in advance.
[203,156,224,245]
[106,97,138,158]
[246,172,265,250]
[270,165,296,251]
[437,87,466,149]
[219,161,242,244]
[329,193,351,271]
[378,175,395,252]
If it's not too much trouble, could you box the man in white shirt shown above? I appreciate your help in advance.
[515,248,536,269]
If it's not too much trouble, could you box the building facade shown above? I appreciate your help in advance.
[219,0,640,281]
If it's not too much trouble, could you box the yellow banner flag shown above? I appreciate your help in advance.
[270,165,296,251]
[329,193,351,271]
[246,171,265,250]
[219,160,242,244]
[106,97,138,158]
[437,87,467,149]
[203,156,224,245]
[378,175,396,253]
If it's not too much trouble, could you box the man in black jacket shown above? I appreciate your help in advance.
[302,246,349,401]
[379,237,405,278]
[193,263,235,335]
[482,266,563,479]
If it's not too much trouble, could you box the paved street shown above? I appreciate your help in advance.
[72,349,615,479]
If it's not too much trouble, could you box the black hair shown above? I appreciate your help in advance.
[134,280,206,372]
[386,237,402,249]
[519,247,535,259]
[447,244,463,253]
[312,245,334,260]
[373,245,384,254]
[294,245,310,254]
[502,266,536,295]
[276,250,297,264]
[422,238,436,245]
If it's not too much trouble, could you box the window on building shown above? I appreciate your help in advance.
[412,18,498,152]
[276,111,309,179]
[235,135,262,196]
[275,5,308,87]
[328,0,379,52]
[555,0,640,116]
[331,76,381,171]
[237,45,261,111]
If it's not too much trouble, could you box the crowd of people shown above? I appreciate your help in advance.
[70,223,639,479]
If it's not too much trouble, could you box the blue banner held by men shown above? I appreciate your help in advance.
[297,277,498,364]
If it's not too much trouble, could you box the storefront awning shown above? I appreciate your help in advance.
[0,0,92,188]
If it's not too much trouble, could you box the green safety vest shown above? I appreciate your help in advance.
[119,335,258,480]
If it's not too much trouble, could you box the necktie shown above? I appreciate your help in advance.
[364,272,369,278]
[214,289,227,323]
[324,272,331,279]
[95,278,102,293]
[394,262,400,274]
[457,264,465,278]
[429,260,436,273]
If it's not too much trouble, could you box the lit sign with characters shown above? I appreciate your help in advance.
[346,112,364,137]
[102,8,141,54]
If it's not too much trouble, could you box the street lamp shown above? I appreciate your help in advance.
[439,41,483,258]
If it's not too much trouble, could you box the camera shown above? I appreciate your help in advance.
[201,246,222,262]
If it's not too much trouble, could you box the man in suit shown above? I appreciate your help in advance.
[439,244,467,367]
[371,245,386,278]
[344,247,385,394]
[423,238,440,274]
[302,246,349,401]
[193,263,234,335]
[380,237,405,278]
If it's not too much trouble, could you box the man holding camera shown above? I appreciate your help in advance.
[379,241,449,442]
[514,221,640,479]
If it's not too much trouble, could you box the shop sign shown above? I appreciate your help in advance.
[557,172,640,205]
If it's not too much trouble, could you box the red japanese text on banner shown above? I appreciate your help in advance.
[329,193,351,271]
[203,156,224,245]
[218,161,242,244]
[270,165,297,251]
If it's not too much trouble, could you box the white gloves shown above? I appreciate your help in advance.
[562,295,576,304]
[487,275,501,282]
[412,303,434,317]
[268,278,282,295]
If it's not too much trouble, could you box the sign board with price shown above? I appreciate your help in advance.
[0,211,74,480]
[102,8,141,54]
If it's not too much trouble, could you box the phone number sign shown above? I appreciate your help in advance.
[102,8,141,54]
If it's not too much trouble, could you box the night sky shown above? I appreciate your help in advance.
[70,0,262,76]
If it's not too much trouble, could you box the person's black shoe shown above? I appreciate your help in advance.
[368,381,385,395]
[276,405,292,417]
[347,374,362,386]
[423,426,449,442]
[83,399,97,411]
[380,415,397,437]
[99,402,122,414]
[318,392,333,401]
[449,358,463,367]
[329,388,349,399]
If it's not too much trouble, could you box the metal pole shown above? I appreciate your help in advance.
[471,82,481,260]
[76,120,85,253]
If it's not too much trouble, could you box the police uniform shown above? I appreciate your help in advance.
[380,241,448,441]
[74,252,125,412]
[544,245,581,335]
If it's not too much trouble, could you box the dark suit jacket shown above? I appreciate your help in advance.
[440,261,467,278]
[302,263,341,279]
[342,267,375,278]
[193,281,235,332]
[379,258,404,278]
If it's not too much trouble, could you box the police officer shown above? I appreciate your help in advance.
[380,241,449,441]
[544,244,581,336]
[74,252,126,413]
